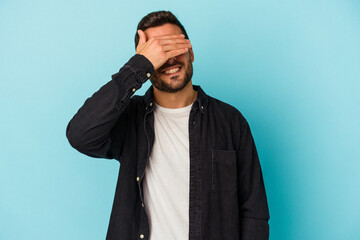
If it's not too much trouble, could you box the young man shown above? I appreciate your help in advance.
[66,11,270,240]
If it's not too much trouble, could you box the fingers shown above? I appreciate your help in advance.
[148,35,191,54]
[159,38,190,45]
[166,48,189,59]
[162,43,192,52]
[154,37,191,52]
[137,30,146,45]
[135,32,191,70]
[153,34,185,40]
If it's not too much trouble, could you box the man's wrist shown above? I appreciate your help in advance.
[128,54,155,77]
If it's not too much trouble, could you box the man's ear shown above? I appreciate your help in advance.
[189,48,194,62]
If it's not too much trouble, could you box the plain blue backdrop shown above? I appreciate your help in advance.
[1,0,359,239]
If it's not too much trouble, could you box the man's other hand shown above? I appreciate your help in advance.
[136,30,191,70]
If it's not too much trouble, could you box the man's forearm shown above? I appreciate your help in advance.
[66,54,154,159]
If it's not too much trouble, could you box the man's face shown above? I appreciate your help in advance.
[144,23,194,93]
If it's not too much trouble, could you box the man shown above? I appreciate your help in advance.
[66,10,269,240]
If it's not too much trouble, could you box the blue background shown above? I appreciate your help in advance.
[1,0,359,239]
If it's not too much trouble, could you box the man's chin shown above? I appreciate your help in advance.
[151,78,190,93]
[154,75,184,86]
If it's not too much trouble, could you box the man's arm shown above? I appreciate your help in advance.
[66,54,154,160]
[237,119,270,240]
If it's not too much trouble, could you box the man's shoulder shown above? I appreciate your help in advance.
[207,94,246,122]
[205,94,250,137]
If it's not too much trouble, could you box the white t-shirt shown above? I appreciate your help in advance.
[143,102,192,240]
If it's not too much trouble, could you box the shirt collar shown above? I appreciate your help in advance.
[144,85,208,113]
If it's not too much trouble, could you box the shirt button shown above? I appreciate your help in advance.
[136,177,140,182]
[132,88,136,92]
[142,203,144,207]
[149,102,153,107]
[146,73,151,78]
[201,106,204,110]
[140,234,145,239]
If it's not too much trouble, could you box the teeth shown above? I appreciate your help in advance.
[164,67,180,74]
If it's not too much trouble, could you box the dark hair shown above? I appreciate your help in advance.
[134,11,189,49]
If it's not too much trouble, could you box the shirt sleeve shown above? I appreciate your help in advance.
[66,54,154,161]
[237,119,270,240]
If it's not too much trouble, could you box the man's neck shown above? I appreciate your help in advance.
[153,82,197,109]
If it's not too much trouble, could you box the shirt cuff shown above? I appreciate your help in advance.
[125,54,155,83]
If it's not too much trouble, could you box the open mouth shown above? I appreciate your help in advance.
[161,65,182,76]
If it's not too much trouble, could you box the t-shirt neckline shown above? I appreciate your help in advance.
[154,102,193,114]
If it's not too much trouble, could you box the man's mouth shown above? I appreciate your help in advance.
[161,66,182,75]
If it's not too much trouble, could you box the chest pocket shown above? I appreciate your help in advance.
[211,149,237,192]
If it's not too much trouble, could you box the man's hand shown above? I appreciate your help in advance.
[136,30,191,70]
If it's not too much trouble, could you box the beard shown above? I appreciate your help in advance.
[150,53,193,93]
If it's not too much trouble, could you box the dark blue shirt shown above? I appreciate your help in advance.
[66,54,270,240]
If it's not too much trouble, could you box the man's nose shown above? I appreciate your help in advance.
[166,57,177,65]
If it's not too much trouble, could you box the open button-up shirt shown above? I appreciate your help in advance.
[66,54,270,240]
